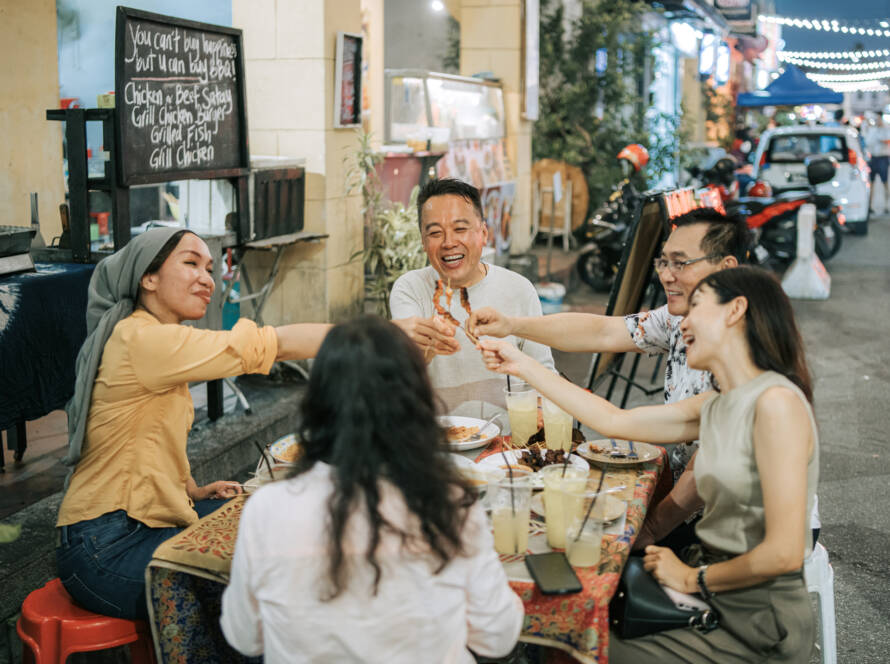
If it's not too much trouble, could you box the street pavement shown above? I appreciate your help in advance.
[550,212,890,663]
[795,213,890,663]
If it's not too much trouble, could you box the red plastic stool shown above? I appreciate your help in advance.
[16,579,156,663]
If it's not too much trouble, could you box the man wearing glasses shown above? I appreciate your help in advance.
[469,207,748,548]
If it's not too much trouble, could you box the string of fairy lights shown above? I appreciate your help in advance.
[760,14,890,94]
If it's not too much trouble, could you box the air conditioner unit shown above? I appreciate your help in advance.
[248,156,306,242]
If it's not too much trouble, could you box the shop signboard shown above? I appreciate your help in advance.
[114,7,249,186]
[334,32,363,128]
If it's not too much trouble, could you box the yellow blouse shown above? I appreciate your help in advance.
[57,310,279,528]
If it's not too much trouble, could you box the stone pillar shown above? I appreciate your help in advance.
[362,0,385,144]
[458,0,533,254]
[232,0,364,324]
[0,0,64,241]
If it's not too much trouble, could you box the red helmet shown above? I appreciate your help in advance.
[617,144,649,172]
[747,180,772,198]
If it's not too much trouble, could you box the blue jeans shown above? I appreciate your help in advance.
[56,500,225,620]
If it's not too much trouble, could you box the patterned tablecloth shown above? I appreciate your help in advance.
[477,439,665,663]
[146,439,665,664]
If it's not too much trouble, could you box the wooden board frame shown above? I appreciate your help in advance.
[587,193,672,390]
[334,31,363,128]
[114,6,250,186]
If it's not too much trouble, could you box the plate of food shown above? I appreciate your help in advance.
[577,439,661,466]
[268,433,301,464]
[438,415,500,451]
[450,453,504,488]
[475,448,589,488]
[530,492,625,522]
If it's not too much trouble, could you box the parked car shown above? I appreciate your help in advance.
[751,125,871,234]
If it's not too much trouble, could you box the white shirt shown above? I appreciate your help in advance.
[390,264,555,417]
[863,124,890,158]
[220,463,524,664]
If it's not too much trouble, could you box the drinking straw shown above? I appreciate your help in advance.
[573,469,607,543]
[560,448,571,477]
[500,450,516,515]
[506,374,512,392]
[253,440,276,480]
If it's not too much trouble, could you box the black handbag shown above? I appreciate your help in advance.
[609,557,719,639]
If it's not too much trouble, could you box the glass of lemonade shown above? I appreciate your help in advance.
[488,473,533,556]
[564,488,607,568]
[504,382,538,447]
[542,397,573,452]
[539,465,588,549]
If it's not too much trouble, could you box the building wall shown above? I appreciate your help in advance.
[0,0,64,240]
[232,0,364,324]
[384,0,455,72]
[459,0,533,254]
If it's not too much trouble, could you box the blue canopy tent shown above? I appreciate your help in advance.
[737,65,843,107]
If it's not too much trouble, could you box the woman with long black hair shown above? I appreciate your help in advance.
[480,266,818,663]
[221,315,523,663]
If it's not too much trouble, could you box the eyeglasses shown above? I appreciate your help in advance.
[653,254,721,274]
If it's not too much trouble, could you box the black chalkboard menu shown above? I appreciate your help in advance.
[115,7,249,185]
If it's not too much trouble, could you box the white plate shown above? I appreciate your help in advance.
[450,453,504,488]
[268,433,300,464]
[577,439,661,466]
[530,492,625,522]
[476,449,589,488]
[438,415,500,451]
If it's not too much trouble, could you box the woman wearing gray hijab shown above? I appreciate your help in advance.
[55,227,330,620]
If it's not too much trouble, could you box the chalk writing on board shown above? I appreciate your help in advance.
[117,9,245,183]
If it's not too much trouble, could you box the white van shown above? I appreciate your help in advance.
[752,126,871,234]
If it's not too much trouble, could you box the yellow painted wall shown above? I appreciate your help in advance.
[232,0,365,324]
[0,0,64,241]
[458,0,533,254]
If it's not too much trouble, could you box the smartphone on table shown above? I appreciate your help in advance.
[524,552,583,595]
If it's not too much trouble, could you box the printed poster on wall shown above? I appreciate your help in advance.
[335,32,363,128]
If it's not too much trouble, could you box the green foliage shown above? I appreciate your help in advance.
[701,80,735,151]
[345,132,427,317]
[442,15,461,74]
[534,0,673,212]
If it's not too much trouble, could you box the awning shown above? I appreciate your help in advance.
[737,65,843,107]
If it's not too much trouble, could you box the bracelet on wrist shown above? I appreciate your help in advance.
[697,565,714,600]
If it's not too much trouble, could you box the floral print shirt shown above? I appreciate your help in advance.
[624,304,717,480]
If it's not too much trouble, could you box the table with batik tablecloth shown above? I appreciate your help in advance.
[146,438,665,664]
[476,438,666,663]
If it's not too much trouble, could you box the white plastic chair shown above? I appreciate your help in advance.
[804,542,837,664]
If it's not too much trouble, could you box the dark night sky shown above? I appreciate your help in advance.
[773,0,890,52]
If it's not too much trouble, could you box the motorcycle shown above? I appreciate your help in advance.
[690,153,843,265]
[735,156,843,265]
[575,144,647,291]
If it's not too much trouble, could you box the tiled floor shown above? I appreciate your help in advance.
[0,383,241,520]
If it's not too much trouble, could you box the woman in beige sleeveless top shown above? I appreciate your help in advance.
[479,266,817,663]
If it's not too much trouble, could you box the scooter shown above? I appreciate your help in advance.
[575,145,647,292]
[690,153,843,265]
[735,156,843,265]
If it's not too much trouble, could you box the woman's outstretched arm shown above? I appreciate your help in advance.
[275,323,332,361]
[478,338,707,445]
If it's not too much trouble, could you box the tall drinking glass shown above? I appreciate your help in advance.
[564,488,608,568]
[504,382,538,447]
[542,397,573,451]
[539,465,588,549]
[488,473,533,555]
